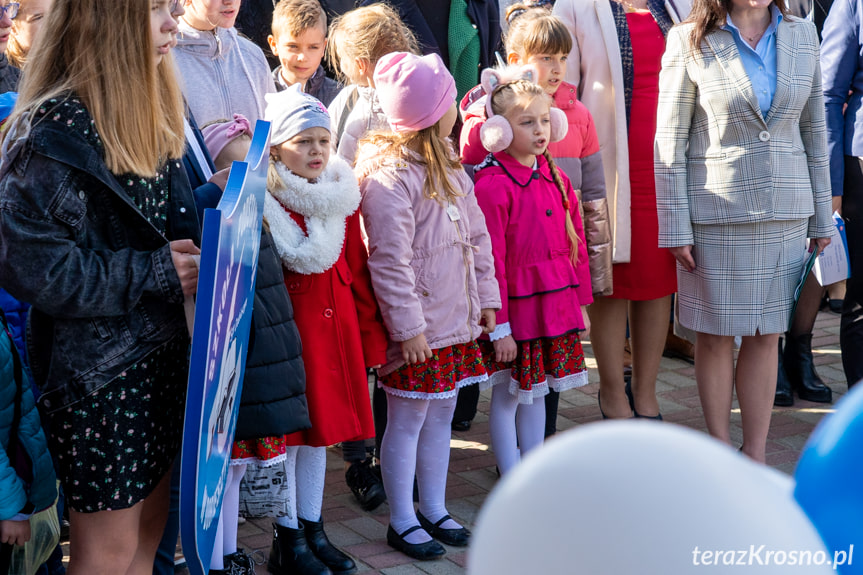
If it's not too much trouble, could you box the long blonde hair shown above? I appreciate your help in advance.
[360,122,463,204]
[489,80,581,266]
[327,3,419,83]
[7,0,186,177]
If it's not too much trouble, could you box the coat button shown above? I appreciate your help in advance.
[570,87,575,93]
[180,207,187,213]
[569,99,574,104]
[289,282,299,290]
[42,399,51,408]
[759,130,771,142]
[323,308,334,318]
[422,290,429,297]
[532,172,540,180]
[546,209,553,216]
[78,191,85,200]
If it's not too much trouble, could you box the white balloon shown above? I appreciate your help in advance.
[469,422,835,575]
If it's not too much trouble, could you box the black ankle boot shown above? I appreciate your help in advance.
[267,523,332,575]
[774,337,794,407]
[300,517,357,574]
[783,332,833,403]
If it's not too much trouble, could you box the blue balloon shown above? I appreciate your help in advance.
[794,384,863,574]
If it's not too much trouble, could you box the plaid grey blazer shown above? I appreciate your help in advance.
[654,17,833,248]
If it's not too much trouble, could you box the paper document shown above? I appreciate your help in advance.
[813,212,851,287]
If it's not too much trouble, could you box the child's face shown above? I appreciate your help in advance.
[509,51,568,96]
[11,0,53,55]
[268,24,327,87]
[151,0,178,66]
[503,96,551,167]
[340,56,373,87]
[272,127,331,182]
[214,135,251,172]
[182,0,240,31]
[439,102,457,138]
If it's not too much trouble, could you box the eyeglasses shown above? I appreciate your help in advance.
[0,2,19,20]
[169,0,180,14]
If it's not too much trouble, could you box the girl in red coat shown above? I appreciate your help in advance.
[263,85,388,575]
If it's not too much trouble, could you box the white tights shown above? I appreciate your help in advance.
[274,445,326,529]
[381,392,461,544]
[489,384,546,475]
[209,462,247,569]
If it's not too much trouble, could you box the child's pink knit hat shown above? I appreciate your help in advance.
[374,52,456,133]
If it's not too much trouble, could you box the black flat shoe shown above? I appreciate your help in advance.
[387,525,446,561]
[417,512,470,547]
[598,390,608,419]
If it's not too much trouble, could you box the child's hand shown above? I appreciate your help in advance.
[480,308,497,334]
[493,335,518,363]
[580,305,591,338]
[208,168,231,191]
[170,239,202,296]
[0,518,31,546]
[401,334,432,365]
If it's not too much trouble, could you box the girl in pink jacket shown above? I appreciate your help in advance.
[474,70,592,476]
[356,52,500,561]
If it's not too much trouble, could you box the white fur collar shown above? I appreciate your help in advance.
[264,154,360,275]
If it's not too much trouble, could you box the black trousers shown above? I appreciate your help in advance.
[841,156,863,387]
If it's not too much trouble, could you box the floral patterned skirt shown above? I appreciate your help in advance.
[47,336,188,513]
[232,436,288,467]
[379,340,488,400]
[479,331,588,404]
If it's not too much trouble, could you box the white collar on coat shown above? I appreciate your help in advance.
[265,154,360,275]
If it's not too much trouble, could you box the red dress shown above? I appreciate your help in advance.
[609,11,677,301]
[282,210,389,447]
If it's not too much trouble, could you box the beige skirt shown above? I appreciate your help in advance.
[677,219,808,336]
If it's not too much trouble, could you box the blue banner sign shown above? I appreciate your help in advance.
[180,121,271,575]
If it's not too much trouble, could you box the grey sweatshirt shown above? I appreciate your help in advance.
[174,20,275,128]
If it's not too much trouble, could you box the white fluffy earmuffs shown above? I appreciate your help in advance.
[479,65,568,153]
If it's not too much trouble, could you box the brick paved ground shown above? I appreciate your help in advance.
[127,310,849,574]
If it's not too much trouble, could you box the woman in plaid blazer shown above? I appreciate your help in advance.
[654,0,833,462]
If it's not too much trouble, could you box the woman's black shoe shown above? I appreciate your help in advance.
[784,332,833,403]
[417,512,470,547]
[625,381,663,420]
[386,525,446,560]
[301,517,357,574]
[775,337,794,407]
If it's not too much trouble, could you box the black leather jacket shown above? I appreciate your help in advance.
[0,103,201,413]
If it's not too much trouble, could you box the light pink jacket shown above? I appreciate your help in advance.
[356,147,501,376]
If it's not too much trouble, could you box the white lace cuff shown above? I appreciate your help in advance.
[489,322,512,341]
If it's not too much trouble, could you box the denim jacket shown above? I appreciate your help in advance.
[0,104,201,413]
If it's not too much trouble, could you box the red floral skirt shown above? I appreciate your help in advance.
[479,331,588,404]
[379,340,488,399]
[231,436,288,466]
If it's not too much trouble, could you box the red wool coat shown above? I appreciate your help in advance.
[282,209,388,447]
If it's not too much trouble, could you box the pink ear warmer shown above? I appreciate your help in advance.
[480,107,567,153]
[478,65,569,153]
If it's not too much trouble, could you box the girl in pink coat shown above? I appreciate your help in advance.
[473,69,592,476]
[356,52,500,561]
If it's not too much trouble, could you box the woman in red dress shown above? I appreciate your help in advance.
[554,0,689,419]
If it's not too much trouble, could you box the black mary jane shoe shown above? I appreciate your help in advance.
[417,512,471,547]
[387,525,446,561]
